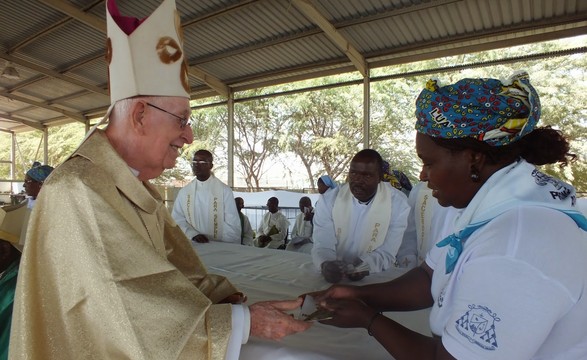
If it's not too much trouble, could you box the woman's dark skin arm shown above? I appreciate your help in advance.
[314,263,435,311]
[315,263,456,359]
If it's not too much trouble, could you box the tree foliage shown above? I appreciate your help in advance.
[279,84,364,188]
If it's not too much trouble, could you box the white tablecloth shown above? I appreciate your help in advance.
[194,242,431,360]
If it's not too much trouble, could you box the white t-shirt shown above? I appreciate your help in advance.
[427,206,587,359]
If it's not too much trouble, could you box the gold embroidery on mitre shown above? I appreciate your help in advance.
[105,38,113,64]
[180,60,189,93]
[157,36,182,64]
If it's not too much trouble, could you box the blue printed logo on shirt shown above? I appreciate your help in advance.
[455,304,500,351]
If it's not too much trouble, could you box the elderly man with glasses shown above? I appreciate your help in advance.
[9,1,310,359]
[172,149,241,244]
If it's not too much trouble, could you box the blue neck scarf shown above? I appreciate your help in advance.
[436,160,587,274]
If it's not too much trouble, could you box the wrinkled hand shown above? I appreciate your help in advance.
[318,298,376,329]
[321,260,346,283]
[249,298,312,340]
[219,292,247,304]
[192,234,209,243]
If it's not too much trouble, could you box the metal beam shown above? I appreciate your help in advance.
[0,92,86,123]
[0,113,44,131]
[188,67,230,97]
[10,1,103,52]
[0,53,108,96]
[38,0,106,32]
[292,0,367,77]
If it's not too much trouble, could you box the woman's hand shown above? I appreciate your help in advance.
[308,283,360,304]
[318,298,377,330]
[249,298,312,340]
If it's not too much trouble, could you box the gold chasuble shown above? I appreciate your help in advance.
[10,130,237,360]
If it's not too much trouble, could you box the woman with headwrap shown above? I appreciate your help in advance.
[23,164,54,204]
[317,175,337,194]
[381,160,413,197]
[311,72,587,359]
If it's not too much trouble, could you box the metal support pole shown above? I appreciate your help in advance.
[363,67,371,149]
[227,92,234,187]
[11,132,16,179]
[43,127,49,165]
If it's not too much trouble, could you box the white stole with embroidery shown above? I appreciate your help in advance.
[182,175,225,240]
[332,183,392,254]
[415,186,435,263]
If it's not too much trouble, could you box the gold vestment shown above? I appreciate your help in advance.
[10,130,238,360]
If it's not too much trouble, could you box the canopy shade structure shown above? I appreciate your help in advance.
[1,0,587,133]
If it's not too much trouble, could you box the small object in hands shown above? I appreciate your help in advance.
[298,295,334,322]
[345,262,370,281]
[267,225,279,236]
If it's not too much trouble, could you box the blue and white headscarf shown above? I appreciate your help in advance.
[319,175,337,190]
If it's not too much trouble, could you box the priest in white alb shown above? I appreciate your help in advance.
[312,149,410,283]
[172,149,241,244]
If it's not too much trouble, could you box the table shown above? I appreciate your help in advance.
[194,242,431,360]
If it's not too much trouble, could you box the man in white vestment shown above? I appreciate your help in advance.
[312,149,410,283]
[395,181,460,268]
[285,196,314,253]
[172,149,241,244]
[254,197,290,249]
[235,197,254,245]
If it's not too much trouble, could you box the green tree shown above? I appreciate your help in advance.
[230,93,287,190]
[280,84,364,189]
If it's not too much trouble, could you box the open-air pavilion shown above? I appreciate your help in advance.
[1,0,587,186]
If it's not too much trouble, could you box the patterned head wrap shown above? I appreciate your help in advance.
[319,175,337,189]
[382,161,413,193]
[26,164,54,182]
[415,71,540,146]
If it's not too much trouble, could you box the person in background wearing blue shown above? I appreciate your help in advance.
[317,175,337,195]
[314,72,587,359]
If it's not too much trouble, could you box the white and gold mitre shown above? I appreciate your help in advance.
[105,0,190,103]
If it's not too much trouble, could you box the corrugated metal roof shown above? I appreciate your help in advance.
[0,0,586,132]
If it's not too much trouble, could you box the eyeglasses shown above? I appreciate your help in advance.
[192,160,210,165]
[146,102,193,129]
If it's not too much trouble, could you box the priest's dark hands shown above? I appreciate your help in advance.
[346,259,370,281]
[257,235,272,247]
[321,260,347,283]
[346,269,369,281]
[192,234,209,243]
